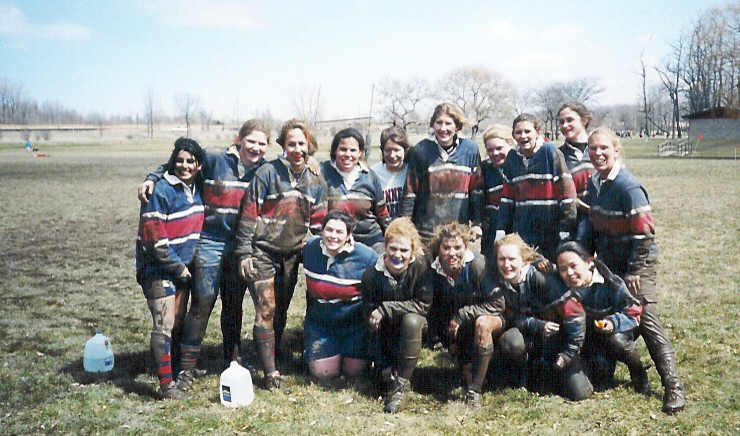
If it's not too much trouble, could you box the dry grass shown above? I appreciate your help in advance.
[0,139,738,434]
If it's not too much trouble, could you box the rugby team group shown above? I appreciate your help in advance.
[134,101,685,415]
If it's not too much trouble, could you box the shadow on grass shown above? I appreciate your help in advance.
[59,327,309,399]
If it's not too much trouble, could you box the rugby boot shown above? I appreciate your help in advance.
[160,381,186,400]
[463,388,482,409]
[384,376,410,413]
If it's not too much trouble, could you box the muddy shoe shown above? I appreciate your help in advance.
[160,381,186,400]
[631,367,650,396]
[662,385,686,414]
[464,388,482,409]
[384,376,410,413]
[265,373,284,391]
[175,369,197,392]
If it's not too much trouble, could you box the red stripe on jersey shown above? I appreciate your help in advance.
[571,169,593,196]
[558,298,585,319]
[260,197,306,218]
[306,277,361,300]
[629,213,655,234]
[429,171,472,193]
[139,219,166,244]
[163,213,204,238]
[512,179,559,201]
[486,190,502,207]
[328,199,373,218]
[203,184,247,208]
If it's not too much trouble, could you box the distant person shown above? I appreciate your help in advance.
[25,139,32,152]
[320,128,390,253]
[136,138,205,399]
[234,119,327,390]
[371,126,411,220]
[137,120,270,384]
[557,101,595,217]
[362,217,432,413]
[479,125,514,265]
[302,210,377,384]
[494,234,593,401]
[577,127,685,414]
[400,103,483,246]
[496,113,576,263]
[427,222,504,408]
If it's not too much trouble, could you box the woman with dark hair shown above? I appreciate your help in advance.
[400,103,483,245]
[494,233,593,402]
[320,127,391,253]
[136,137,205,399]
[371,126,411,220]
[362,217,432,413]
[137,120,270,387]
[235,119,327,390]
[302,210,378,383]
[427,222,504,408]
[557,101,595,215]
[578,127,685,414]
[554,241,649,393]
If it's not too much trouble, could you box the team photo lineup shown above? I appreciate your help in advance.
[134,101,685,415]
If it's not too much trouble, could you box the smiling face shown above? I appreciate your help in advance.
[283,128,309,172]
[485,137,512,167]
[433,114,458,147]
[335,137,362,172]
[239,130,268,165]
[496,243,525,283]
[558,107,588,143]
[382,140,405,172]
[173,150,201,185]
[588,133,619,177]
[384,235,412,276]
[556,250,593,288]
[321,218,350,256]
[438,236,466,277]
[512,121,540,157]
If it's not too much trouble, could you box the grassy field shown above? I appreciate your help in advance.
[1,138,738,435]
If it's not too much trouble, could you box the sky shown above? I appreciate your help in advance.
[0,0,720,122]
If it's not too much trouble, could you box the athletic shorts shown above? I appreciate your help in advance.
[304,316,367,361]
[140,279,176,299]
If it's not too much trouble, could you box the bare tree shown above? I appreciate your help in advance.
[199,108,213,131]
[438,66,516,136]
[293,85,322,127]
[175,93,200,137]
[655,36,685,138]
[534,77,603,139]
[377,77,430,130]
[144,88,157,138]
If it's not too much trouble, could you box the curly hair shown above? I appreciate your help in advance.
[384,217,424,259]
[429,222,471,258]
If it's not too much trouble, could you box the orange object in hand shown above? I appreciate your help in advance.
[595,320,607,329]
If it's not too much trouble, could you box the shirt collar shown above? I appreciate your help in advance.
[320,237,355,268]
[431,249,474,285]
[563,139,587,161]
[163,171,196,202]
[590,267,605,285]
[435,135,460,161]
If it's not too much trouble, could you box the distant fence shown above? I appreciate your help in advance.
[657,138,694,157]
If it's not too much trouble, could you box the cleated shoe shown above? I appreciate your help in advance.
[174,369,197,392]
[265,373,284,391]
[464,388,482,409]
[160,381,186,400]
[383,376,410,413]
[662,385,686,414]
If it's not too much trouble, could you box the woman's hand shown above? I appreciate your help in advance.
[543,321,560,338]
[240,257,256,281]
[368,309,383,332]
[624,274,641,294]
[138,180,155,203]
[594,319,614,333]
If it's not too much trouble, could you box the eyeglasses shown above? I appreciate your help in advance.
[175,157,197,164]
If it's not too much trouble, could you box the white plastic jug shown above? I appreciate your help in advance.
[220,361,254,408]
[83,331,114,373]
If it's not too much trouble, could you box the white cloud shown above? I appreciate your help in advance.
[142,0,262,30]
[0,5,91,40]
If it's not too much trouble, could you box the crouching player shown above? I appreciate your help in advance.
[495,234,593,401]
[136,138,205,399]
[555,241,650,393]
[427,222,505,409]
[302,211,378,385]
[362,218,432,413]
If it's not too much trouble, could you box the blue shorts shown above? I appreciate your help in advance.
[304,316,367,361]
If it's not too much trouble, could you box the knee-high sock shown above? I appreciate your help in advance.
[470,344,494,392]
[151,332,173,387]
[254,325,277,375]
